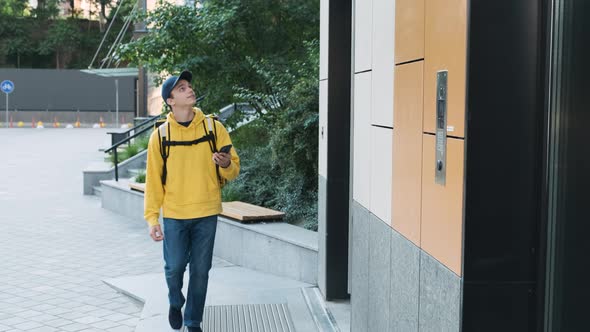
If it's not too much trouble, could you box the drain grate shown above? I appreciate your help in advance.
[201,303,295,332]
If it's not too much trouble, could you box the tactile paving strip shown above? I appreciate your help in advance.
[201,303,295,332]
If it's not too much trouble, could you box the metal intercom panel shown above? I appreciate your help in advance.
[435,70,448,185]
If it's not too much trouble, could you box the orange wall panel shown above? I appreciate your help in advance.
[423,0,467,136]
[395,0,425,64]
[421,134,464,276]
[392,62,424,245]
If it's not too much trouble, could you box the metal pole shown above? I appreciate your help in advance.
[114,148,119,181]
[5,94,8,127]
[115,79,119,128]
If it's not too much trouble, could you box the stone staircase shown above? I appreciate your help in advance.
[91,167,144,198]
[83,149,147,195]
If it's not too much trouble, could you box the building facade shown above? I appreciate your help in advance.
[318,0,590,331]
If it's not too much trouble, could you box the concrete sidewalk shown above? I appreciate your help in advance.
[104,257,322,332]
[0,128,349,331]
[0,129,160,332]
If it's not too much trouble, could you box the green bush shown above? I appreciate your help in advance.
[135,170,146,183]
[223,120,318,231]
[106,137,148,166]
[123,143,140,160]
[223,40,319,230]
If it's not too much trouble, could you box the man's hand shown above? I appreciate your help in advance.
[149,225,164,241]
[213,152,231,168]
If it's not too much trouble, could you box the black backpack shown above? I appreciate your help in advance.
[155,115,226,187]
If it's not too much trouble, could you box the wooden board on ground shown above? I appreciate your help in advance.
[129,182,146,193]
[221,201,285,222]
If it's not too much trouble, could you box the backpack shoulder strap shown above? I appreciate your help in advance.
[157,121,170,185]
[158,121,167,139]
[206,116,214,134]
[204,115,225,188]
[204,115,218,152]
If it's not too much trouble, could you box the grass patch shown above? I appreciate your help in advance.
[106,135,150,165]
[135,170,146,183]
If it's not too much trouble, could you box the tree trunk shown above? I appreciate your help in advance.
[99,3,107,32]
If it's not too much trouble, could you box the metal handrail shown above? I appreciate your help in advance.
[106,115,160,146]
[104,120,160,181]
[113,114,160,135]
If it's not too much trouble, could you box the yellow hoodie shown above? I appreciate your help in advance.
[144,108,240,227]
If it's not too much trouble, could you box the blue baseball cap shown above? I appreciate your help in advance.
[161,70,193,105]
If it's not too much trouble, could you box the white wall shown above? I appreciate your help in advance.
[320,0,329,81]
[352,72,372,208]
[370,0,395,127]
[351,0,395,221]
[354,0,373,73]
[369,125,393,223]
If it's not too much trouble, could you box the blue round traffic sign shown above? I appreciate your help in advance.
[1,80,14,94]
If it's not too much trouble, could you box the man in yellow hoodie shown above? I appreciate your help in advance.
[144,70,240,332]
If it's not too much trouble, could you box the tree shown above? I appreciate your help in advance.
[31,0,60,19]
[0,0,133,69]
[92,0,116,31]
[119,0,321,227]
[118,0,319,116]
[0,17,35,68]
[0,0,28,16]
[38,18,82,68]
[0,0,36,68]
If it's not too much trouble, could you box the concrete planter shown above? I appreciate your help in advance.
[99,179,319,285]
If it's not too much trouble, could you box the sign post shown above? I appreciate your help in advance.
[1,80,14,127]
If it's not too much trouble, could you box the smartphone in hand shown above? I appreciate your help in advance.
[219,144,232,153]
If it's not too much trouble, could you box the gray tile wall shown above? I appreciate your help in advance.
[390,230,420,331]
[368,213,392,332]
[351,201,370,332]
[418,252,461,332]
[350,200,462,332]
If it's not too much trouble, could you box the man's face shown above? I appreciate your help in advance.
[167,79,196,108]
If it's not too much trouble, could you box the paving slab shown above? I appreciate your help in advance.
[0,129,159,332]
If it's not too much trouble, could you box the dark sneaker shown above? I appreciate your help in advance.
[168,306,182,330]
[187,326,202,332]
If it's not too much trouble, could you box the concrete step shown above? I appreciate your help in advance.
[92,185,102,197]
[301,287,340,332]
[127,168,145,177]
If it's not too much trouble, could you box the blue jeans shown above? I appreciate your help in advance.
[163,215,217,328]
